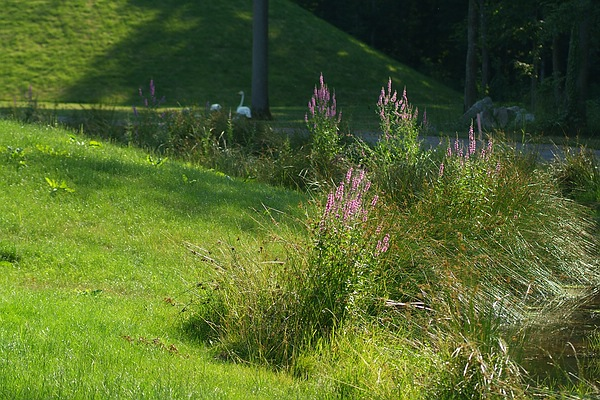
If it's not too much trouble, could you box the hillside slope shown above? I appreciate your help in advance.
[0,0,462,121]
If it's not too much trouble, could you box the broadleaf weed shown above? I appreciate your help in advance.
[45,177,75,195]
[146,154,168,167]
[5,146,27,170]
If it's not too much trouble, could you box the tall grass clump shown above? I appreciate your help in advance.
[386,125,600,322]
[550,145,600,207]
[429,300,527,399]
[366,121,599,395]
[181,235,307,366]
[186,168,390,367]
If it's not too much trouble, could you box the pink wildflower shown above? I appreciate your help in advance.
[375,233,390,256]
[324,193,335,216]
[371,194,379,207]
[454,138,460,155]
[468,123,476,156]
[335,182,345,201]
[345,167,354,184]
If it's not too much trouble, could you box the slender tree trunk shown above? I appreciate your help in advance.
[576,0,590,121]
[564,0,590,130]
[251,0,272,120]
[530,37,538,110]
[464,0,478,112]
[552,34,562,108]
[479,0,489,95]
[369,0,377,47]
[565,24,579,124]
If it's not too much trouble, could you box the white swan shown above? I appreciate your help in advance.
[236,91,252,118]
[210,103,222,112]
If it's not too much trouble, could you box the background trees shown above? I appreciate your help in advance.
[291,0,600,134]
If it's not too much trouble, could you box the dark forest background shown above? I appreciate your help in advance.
[291,0,600,135]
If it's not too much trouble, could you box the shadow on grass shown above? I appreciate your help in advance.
[62,0,253,106]
[30,145,305,232]
[59,0,464,121]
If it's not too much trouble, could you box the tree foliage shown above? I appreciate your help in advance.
[291,0,600,134]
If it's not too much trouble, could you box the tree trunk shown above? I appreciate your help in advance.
[530,36,538,110]
[464,0,478,112]
[552,33,562,108]
[564,0,590,130]
[479,0,489,95]
[251,0,272,120]
[575,0,590,122]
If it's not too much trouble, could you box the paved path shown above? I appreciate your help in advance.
[277,128,599,162]
[358,132,600,163]
[421,136,600,163]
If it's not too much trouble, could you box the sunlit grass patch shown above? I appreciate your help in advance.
[0,119,322,398]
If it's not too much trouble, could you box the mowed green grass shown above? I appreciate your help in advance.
[0,119,329,398]
[0,0,462,128]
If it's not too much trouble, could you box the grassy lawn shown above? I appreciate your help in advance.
[0,119,329,398]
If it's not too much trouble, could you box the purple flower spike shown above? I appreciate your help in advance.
[371,195,379,208]
[335,182,345,201]
[306,73,338,126]
[468,122,476,156]
[345,167,354,184]
[324,193,335,216]
[375,233,390,256]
